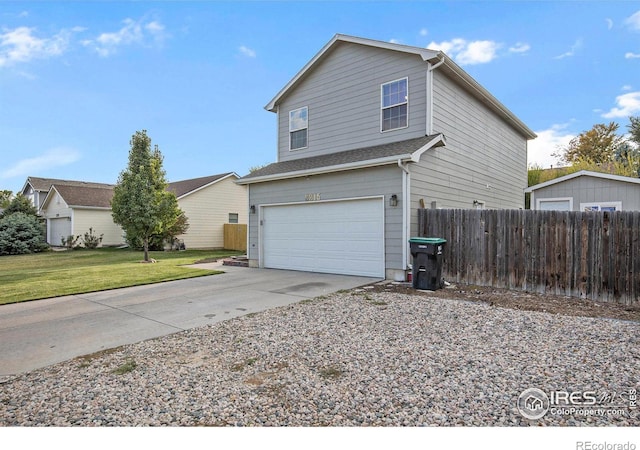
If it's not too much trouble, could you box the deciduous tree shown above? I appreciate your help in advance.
[111,130,185,262]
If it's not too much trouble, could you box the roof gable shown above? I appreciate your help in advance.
[265,34,536,140]
[167,172,237,199]
[41,184,115,210]
[525,170,640,192]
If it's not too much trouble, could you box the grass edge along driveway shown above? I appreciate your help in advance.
[0,248,241,305]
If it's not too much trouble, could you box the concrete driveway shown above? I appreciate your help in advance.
[0,264,378,377]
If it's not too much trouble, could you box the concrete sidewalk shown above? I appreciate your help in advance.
[0,264,378,377]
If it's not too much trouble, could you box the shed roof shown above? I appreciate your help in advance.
[524,170,640,193]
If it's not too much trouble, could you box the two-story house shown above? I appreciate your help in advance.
[237,34,536,280]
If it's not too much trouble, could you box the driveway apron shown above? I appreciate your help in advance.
[0,265,378,377]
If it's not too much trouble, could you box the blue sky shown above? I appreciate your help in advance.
[1,1,640,194]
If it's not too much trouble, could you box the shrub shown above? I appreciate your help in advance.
[61,234,80,250]
[0,212,48,255]
[82,228,103,249]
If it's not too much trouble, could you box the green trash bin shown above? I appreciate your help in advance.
[409,237,447,290]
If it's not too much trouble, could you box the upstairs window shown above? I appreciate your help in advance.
[228,213,239,224]
[381,78,408,132]
[289,106,308,150]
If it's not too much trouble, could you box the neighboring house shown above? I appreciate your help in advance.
[237,34,536,280]
[525,170,640,211]
[167,172,248,249]
[21,176,78,211]
[38,181,124,247]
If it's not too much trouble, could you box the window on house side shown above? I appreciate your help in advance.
[228,213,239,224]
[381,78,408,132]
[289,106,308,150]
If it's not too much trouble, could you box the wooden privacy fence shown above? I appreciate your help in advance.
[223,224,247,252]
[418,209,640,305]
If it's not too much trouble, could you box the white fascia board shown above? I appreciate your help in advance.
[38,185,60,214]
[236,154,414,185]
[175,172,239,200]
[409,134,447,162]
[69,206,112,211]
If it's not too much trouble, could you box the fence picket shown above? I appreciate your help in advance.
[418,209,638,305]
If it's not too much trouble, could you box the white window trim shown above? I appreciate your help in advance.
[579,201,622,212]
[289,106,308,151]
[535,197,573,211]
[380,77,409,133]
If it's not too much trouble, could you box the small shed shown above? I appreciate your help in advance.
[525,170,640,211]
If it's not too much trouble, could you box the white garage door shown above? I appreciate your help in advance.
[49,217,71,246]
[262,198,384,277]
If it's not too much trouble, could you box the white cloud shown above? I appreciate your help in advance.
[605,18,613,30]
[509,42,530,54]
[527,124,575,168]
[419,28,428,37]
[239,45,256,58]
[0,147,81,179]
[624,10,640,31]
[625,52,640,59]
[554,38,582,59]
[427,38,501,65]
[602,91,640,118]
[84,17,167,57]
[389,38,402,44]
[622,85,633,91]
[0,26,73,67]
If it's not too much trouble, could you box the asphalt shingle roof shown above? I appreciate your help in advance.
[52,184,115,208]
[167,173,234,198]
[239,135,441,181]
[27,177,114,192]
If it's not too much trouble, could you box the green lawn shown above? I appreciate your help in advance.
[0,248,242,305]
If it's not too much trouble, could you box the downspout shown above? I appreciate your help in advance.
[426,54,445,135]
[398,159,411,276]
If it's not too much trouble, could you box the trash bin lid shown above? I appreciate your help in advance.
[409,237,447,245]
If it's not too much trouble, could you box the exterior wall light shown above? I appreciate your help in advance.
[389,194,398,207]
[250,205,256,214]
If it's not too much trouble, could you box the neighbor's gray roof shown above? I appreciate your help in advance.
[167,173,235,198]
[238,134,444,183]
[25,177,114,193]
[48,184,115,208]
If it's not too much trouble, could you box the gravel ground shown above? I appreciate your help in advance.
[1,284,639,427]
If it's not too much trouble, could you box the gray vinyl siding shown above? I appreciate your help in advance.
[409,70,528,236]
[275,42,427,162]
[532,176,640,211]
[247,165,404,270]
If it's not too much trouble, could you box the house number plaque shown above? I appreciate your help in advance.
[305,193,321,201]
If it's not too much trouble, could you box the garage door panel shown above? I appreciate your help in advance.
[262,198,384,277]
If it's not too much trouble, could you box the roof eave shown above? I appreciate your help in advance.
[265,34,440,112]
[175,172,239,200]
[237,154,414,185]
[439,57,537,140]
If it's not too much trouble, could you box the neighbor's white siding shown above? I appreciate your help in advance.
[73,209,124,247]
[177,176,248,249]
